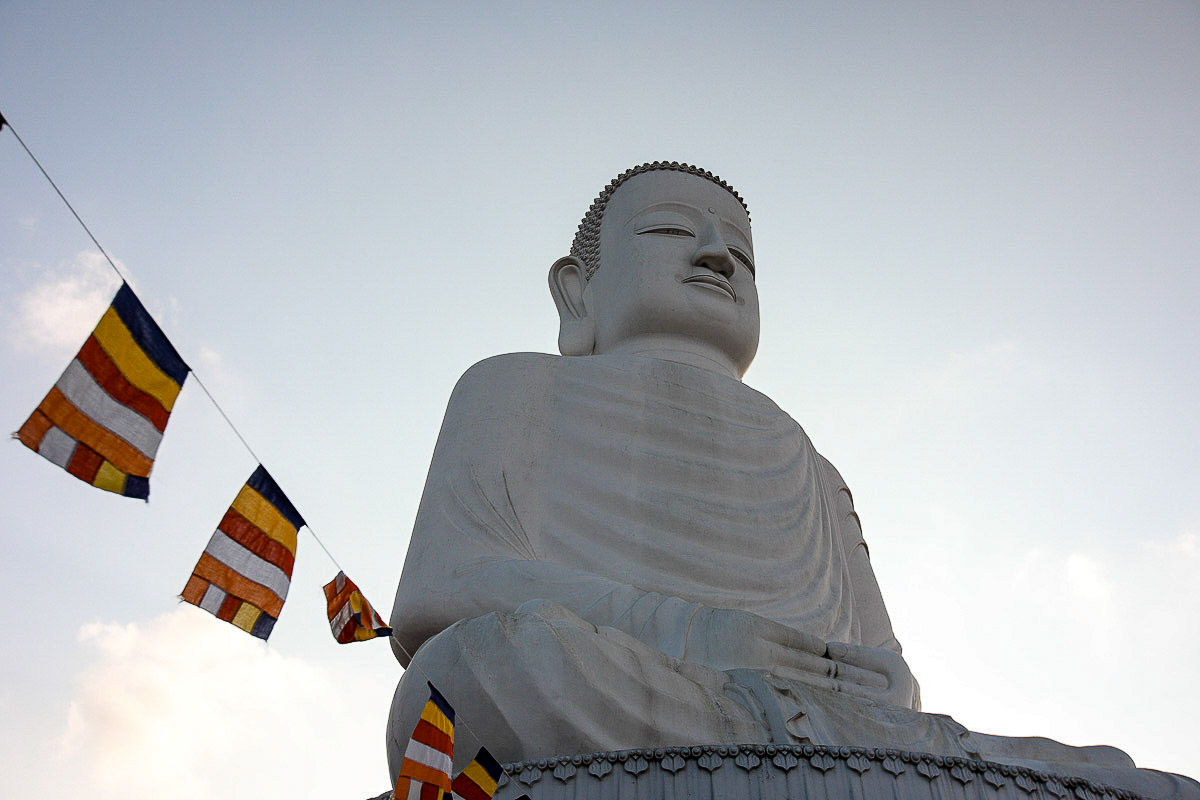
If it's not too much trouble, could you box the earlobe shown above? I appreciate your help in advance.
[548,256,595,357]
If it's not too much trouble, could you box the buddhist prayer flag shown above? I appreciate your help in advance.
[324,570,393,643]
[181,465,304,640]
[393,683,455,800]
[451,747,502,800]
[15,283,189,499]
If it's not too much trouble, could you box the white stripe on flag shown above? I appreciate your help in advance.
[56,359,163,458]
[403,738,452,777]
[199,582,227,615]
[202,530,292,600]
[331,598,355,633]
[38,426,77,468]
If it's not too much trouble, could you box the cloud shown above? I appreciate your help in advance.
[6,251,123,356]
[49,607,388,800]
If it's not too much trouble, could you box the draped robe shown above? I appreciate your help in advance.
[391,351,894,662]
[386,352,1198,800]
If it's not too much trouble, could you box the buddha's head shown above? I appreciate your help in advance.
[549,162,760,379]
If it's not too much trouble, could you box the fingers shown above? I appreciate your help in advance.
[768,647,889,690]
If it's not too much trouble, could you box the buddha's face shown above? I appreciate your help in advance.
[587,170,760,376]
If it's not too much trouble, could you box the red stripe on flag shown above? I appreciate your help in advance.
[217,594,241,622]
[450,776,491,800]
[411,718,453,755]
[77,335,172,431]
[217,507,296,576]
[66,443,104,482]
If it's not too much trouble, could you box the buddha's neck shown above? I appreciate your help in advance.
[599,336,743,381]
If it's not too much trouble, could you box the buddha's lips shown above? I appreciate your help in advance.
[682,273,736,300]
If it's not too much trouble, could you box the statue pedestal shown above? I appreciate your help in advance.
[485,745,1151,800]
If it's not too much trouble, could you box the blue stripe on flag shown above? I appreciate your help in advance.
[110,283,190,386]
[427,682,455,723]
[246,464,305,529]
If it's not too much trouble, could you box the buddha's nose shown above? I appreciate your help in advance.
[691,222,736,278]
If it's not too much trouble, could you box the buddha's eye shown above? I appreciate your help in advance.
[729,247,756,276]
[637,226,694,237]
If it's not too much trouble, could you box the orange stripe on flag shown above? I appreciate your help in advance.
[181,575,209,606]
[398,759,452,790]
[37,387,152,475]
[16,409,54,451]
[192,553,284,617]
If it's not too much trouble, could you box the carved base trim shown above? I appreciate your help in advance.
[483,744,1146,800]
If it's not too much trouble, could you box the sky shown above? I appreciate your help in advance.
[1,2,1198,797]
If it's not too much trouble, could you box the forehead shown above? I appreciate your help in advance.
[603,170,751,238]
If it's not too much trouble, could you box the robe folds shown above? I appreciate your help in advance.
[386,353,1199,800]
[391,351,896,664]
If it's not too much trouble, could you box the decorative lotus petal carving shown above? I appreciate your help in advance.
[772,752,799,771]
[660,753,686,773]
[916,760,940,780]
[734,751,761,771]
[587,759,612,779]
[623,755,649,776]
[949,764,973,784]
[1015,773,1039,794]
[984,770,1006,790]
[697,752,724,772]
[1073,786,1101,800]
[809,753,836,773]
[552,762,576,783]
[1046,779,1069,798]
[518,765,542,786]
[847,753,871,774]
[882,756,905,776]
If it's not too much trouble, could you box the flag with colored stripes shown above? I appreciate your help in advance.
[181,465,303,640]
[323,570,393,643]
[15,283,189,499]
[393,683,455,800]
[451,747,502,800]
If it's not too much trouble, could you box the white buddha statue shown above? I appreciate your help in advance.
[385,162,1196,800]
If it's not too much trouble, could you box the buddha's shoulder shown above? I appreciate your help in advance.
[443,352,564,416]
[453,352,560,392]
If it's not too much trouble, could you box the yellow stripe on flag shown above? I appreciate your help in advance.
[232,603,262,633]
[92,461,127,493]
[93,307,183,411]
[462,761,499,795]
[419,704,454,737]
[230,484,299,554]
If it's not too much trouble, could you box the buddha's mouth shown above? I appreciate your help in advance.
[682,273,736,300]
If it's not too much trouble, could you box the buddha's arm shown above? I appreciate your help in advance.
[824,461,920,709]
[393,551,917,708]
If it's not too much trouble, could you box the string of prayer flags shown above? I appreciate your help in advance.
[324,570,393,643]
[393,683,455,800]
[181,465,304,640]
[15,283,189,499]
[450,747,503,800]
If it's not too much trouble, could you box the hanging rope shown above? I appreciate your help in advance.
[2,105,494,752]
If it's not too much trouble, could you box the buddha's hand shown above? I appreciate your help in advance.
[819,641,919,710]
[682,608,919,710]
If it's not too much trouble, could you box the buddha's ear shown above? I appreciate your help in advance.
[548,256,595,357]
